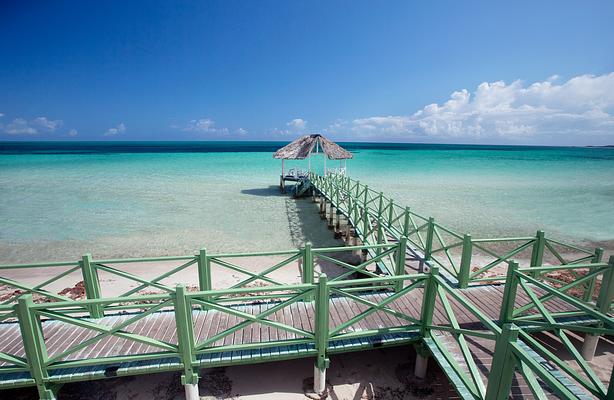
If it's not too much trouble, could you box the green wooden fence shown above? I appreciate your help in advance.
[309,171,603,289]
[1,252,613,399]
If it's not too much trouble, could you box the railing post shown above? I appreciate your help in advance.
[377,192,384,219]
[484,323,520,400]
[387,199,394,228]
[402,206,410,237]
[606,365,614,400]
[197,248,212,292]
[362,208,369,243]
[458,234,472,289]
[420,266,439,338]
[17,294,55,400]
[530,230,546,274]
[376,218,384,257]
[584,247,604,302]
[314,274,330,394]
[596,255,614,314]
[499,261,519,323]
[581,255,614,361]
[174,285,199,400]
[424,217,435,261]
[395,236,408,292]
[80,254,103,318]
[303,243,314,285]
[363,185,369,207]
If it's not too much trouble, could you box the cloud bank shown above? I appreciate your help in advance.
[179,118,231,136]
[326,73,614,144]
[103,123,126,136]
[0,116,63,135]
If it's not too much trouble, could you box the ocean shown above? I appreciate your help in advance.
[1,141,613,263]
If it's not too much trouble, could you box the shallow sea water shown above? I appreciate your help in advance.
[1,142,613,263]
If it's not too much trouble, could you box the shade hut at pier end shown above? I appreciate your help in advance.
[273,134,353,191]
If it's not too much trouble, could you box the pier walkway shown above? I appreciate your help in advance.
[0,172,613,400]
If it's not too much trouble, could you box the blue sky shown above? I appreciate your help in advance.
[1,1,613,145]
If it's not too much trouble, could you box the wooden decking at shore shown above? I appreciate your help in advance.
[0,282,589,398]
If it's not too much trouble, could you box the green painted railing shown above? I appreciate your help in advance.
[0,241,410,321]
[309,171,603,288]
[2,254,614,399]
[423,259,614,400]
[1,268,429,397]
[496,258,614,399]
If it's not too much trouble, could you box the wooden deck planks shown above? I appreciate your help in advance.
[0,283,593,393]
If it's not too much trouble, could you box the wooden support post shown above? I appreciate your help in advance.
[424,217,435,261]
[414,343,430,379]
[458,234,472,288]
[387,199,394,228]
[395,236,408,292]
[344,219,351,244]
[80,254,103,318]
[484,323,520,400]
[377,192,384,219]
[530,230,546,274]
[335,210,342,233]
[499,261,519,323]
[174,285,199,399]
[314,273,330,394]
[17,294,55,400]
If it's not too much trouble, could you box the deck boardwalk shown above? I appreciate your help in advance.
[0,283,589,396]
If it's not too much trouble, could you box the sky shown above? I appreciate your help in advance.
[0,1,613,145]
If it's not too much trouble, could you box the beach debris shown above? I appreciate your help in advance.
[198,368,234,399]
[57,280,87,300]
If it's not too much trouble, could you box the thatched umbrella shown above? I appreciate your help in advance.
[273,134,352,176]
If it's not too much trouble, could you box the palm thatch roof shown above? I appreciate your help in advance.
[273,134,353,160]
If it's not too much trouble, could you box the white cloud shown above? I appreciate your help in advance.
[0,116,63,135]
[34,117,63,131]
[103,123,126,137]
[326,72,614,143]
[0,113,4,118]
[178,118,231,136]
[235,127,248,135]
[182,118,216,133]
[67,128,78,137]
[270,118,309,137]
[287,118,307,130]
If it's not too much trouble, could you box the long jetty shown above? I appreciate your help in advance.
[0,172,613,400]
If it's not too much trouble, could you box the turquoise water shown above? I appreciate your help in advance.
[1,142,613,263]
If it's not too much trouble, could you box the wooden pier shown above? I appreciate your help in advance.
[0,171,613,400]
